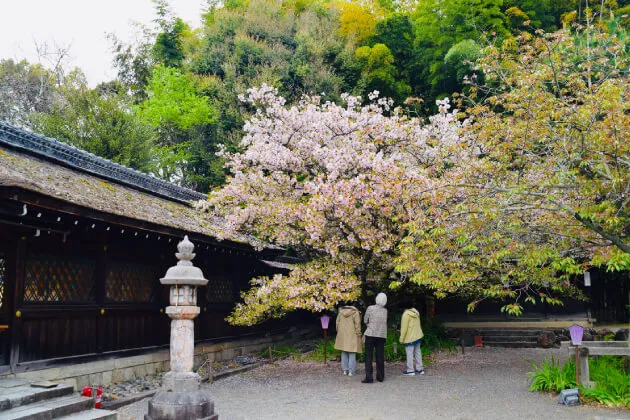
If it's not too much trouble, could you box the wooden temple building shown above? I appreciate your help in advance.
[0,121,626,384]
[0,121,296,377]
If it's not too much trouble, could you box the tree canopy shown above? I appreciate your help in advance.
[202,23,630,322]
[3,0,630,322]
[197,85,468,324]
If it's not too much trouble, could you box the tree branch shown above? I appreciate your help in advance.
[573,213,630,253]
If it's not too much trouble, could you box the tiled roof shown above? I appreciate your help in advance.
[0,122,206,204]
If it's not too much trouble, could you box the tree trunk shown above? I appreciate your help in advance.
[359,251,373,307]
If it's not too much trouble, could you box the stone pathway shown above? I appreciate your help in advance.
[118,347,630,420]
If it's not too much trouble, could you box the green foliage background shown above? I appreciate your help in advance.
[3,0,618,190]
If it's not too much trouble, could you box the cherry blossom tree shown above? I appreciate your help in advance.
[398,26,630,315]
[197,85,465,325]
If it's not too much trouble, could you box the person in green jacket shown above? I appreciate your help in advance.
[399,307,424,376]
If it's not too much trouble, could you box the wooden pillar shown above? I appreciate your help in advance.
[578,347,593,388]
[95,243,108,354]
[10,236,26,372]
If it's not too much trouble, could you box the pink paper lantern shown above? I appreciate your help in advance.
[569,324,584,345]
[320,314,330,329]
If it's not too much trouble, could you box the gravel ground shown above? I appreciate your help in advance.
[118,347,630,420]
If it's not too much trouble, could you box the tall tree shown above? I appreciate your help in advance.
[398,25,630,314]
[197,85,465,325]
[335,0,387,45]
[354,43,411,101]
[0,59,57,126]
[152,0,190,68]
[370,13,415,83]
[30,74,156,173]
[412,0,510,103]
[137,64,217,188]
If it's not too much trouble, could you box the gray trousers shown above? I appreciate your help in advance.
[341,351,357,374]
[405,342,423,372]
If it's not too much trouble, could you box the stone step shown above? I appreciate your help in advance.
[482,335,539,342]
[0,394,94,419]
[450,328,561,347]
[475,329,542,336]
[0,383,75,411]
[57,408,118,420]
[482,342,540,348]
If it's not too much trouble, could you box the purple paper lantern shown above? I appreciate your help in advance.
[569,324,584,345]
[320,314,330,329]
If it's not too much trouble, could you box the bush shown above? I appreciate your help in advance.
[420,317,456,356]
[582,356,630,409]
[528,355,630,408]
[528,356,577,392]
[310,339,341,363]
[258,345,302,360]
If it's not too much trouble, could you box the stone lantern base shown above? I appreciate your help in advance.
[145,372,217,420]
[145,389,217,420]
[147,236,217,420]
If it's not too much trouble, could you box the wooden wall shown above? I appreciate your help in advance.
[0,197,287,370]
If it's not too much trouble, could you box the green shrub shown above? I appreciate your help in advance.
[384,330,407,362]
[310,339,341,362]
[582,356,630,409]
[528,356,577,392]
[420,317,456,356]
[258,345,302,360]
[528,355,630,408]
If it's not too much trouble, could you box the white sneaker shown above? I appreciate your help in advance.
[348,372,353,377]
[343,370,348,375]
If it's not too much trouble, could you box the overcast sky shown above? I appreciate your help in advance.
[0,0,205,86]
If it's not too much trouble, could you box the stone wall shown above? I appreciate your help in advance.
[0,327,316,390]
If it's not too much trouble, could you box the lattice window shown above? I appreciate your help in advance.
[105,262,155,302]
[0,255,5,310]
[206,276,233,303]
[24,254,96,303]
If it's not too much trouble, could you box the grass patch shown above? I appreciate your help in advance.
[258,345,304,360]
[528,355,630,409]
[308,339,341,363]
[582,356,630,408]
[528,356,577,392]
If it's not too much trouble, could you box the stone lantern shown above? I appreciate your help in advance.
[145,236,218,420]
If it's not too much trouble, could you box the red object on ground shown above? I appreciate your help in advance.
[474,335,483,347]
[81,386,93,397]
[95,386,103,408]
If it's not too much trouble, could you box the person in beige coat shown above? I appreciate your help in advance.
[334,305,362,376]
[399,307,424,376]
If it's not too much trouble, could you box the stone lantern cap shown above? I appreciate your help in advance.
[160,235,208,286]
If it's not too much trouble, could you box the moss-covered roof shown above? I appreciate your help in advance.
[0,145,252,244]
[0,121,205,203]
